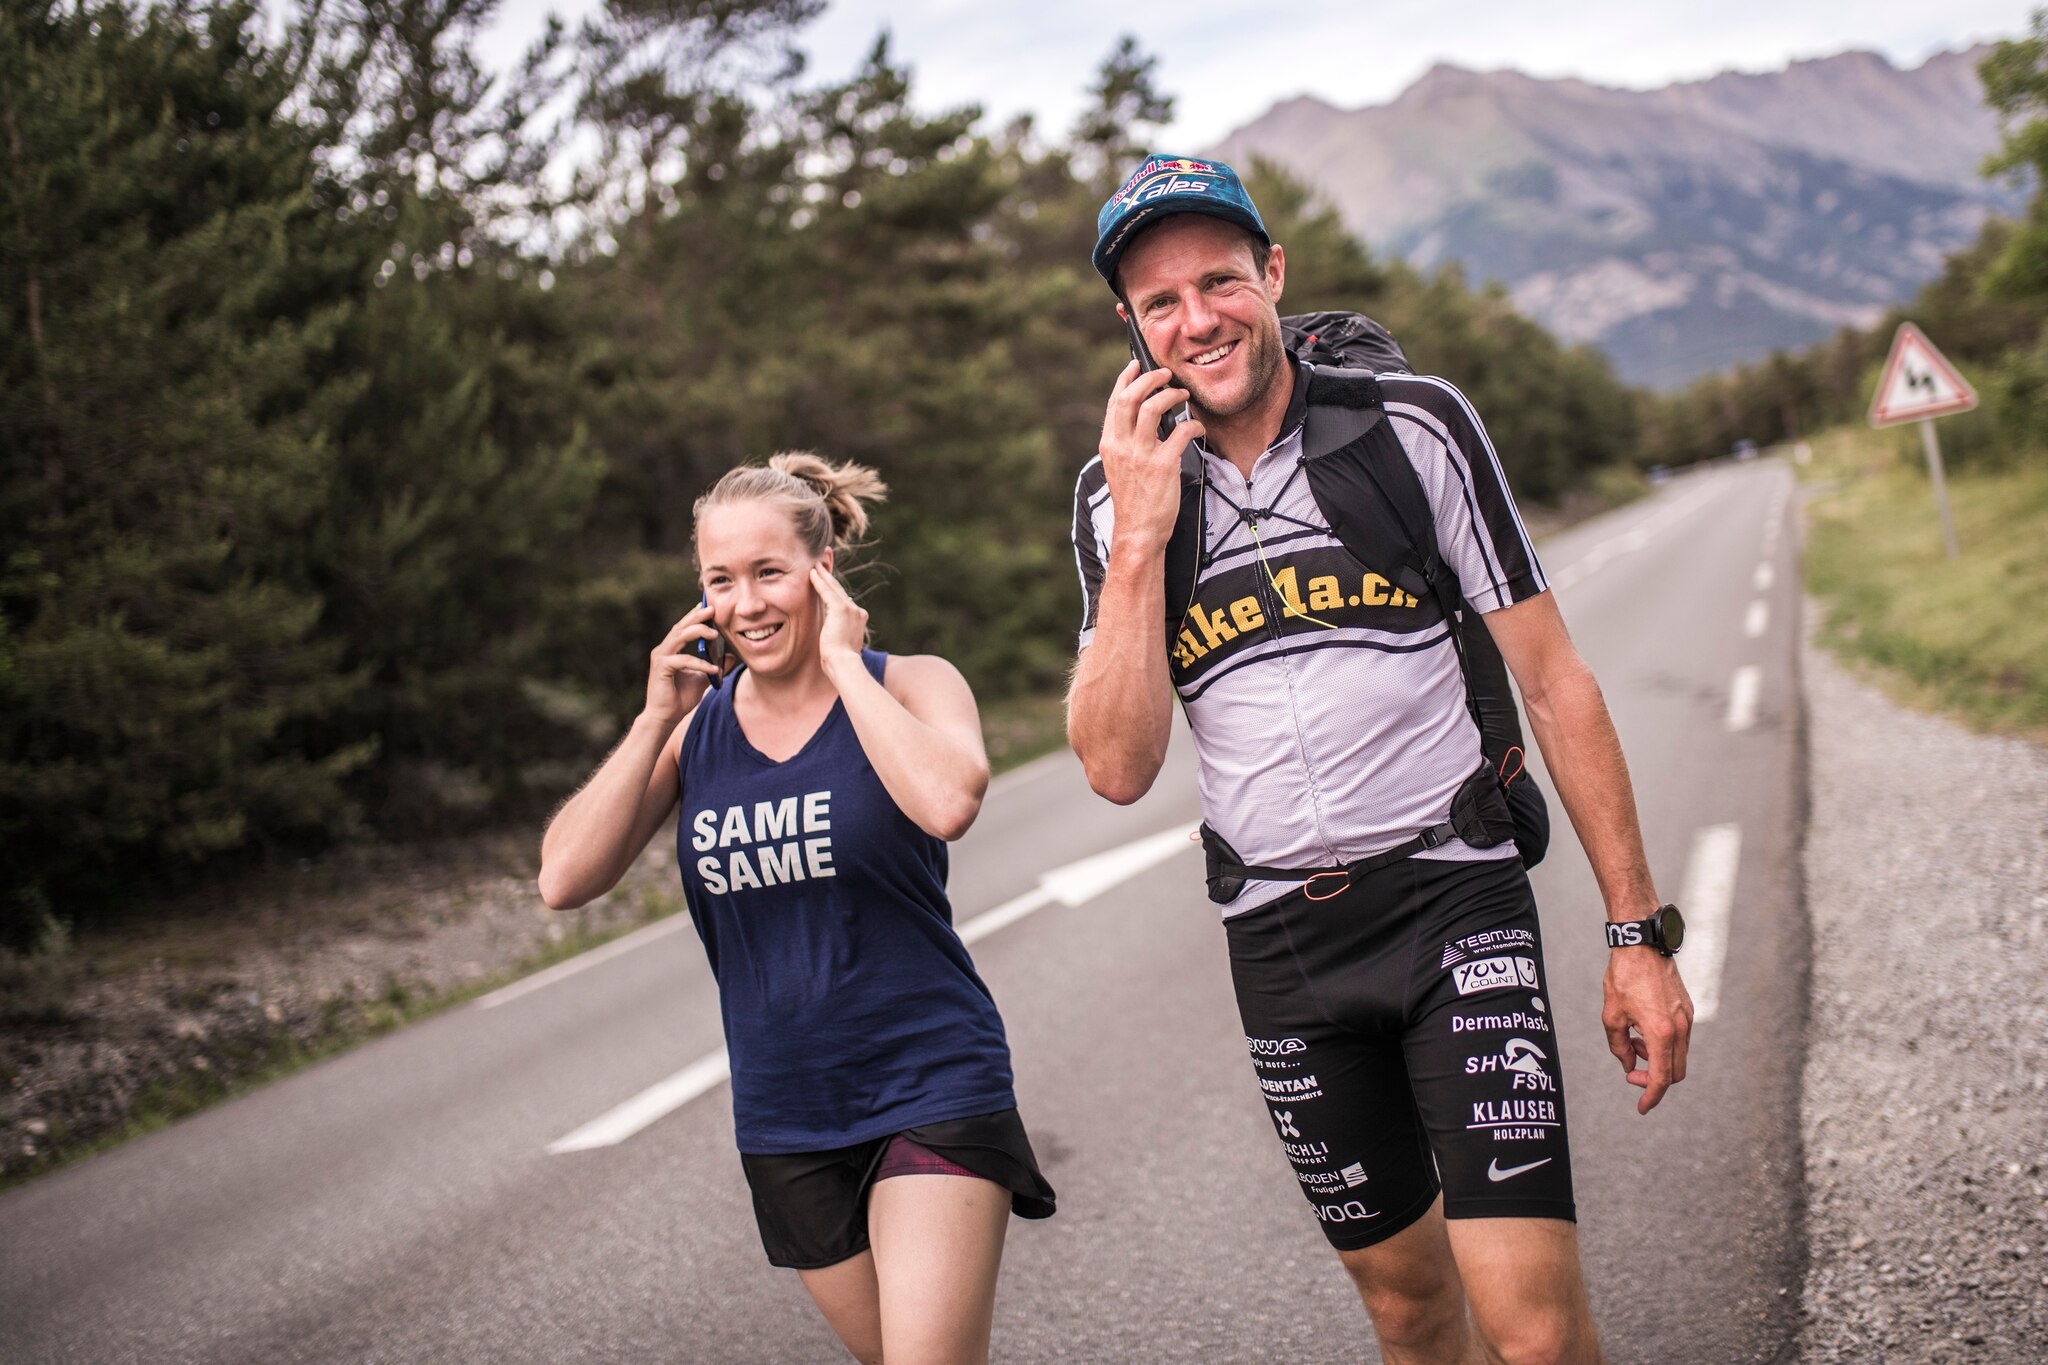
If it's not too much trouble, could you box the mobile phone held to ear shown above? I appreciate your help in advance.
[696,593,726,687]
[1124,309,1182,443]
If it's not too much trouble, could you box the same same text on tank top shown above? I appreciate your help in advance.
[690,790,836,895]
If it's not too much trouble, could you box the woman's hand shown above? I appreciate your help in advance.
[810,565,868,682]
[643,601,724,727]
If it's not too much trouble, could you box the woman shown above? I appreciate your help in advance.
[538,453,1054,1365]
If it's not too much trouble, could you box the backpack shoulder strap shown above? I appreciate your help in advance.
[1160,440,1206,646]
[1301,364,1441,601]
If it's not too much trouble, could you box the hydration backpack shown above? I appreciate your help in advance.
[1167,311,1551,901]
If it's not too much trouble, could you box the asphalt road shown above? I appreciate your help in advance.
[0,460,1805,1364]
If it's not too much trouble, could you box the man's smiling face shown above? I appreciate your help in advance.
[1118,214,1288,424]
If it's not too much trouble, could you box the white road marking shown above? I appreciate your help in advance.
[474,915,692,1011]
[1753,563,1774,591]
[1726,666,1762,731]
[1550,484,1716,589]
[546,821,1199,1153]
[1677,824,1742,1022]
[1744,601,1769,639]
[957,885,1056,946]
[547,1050,732,1155]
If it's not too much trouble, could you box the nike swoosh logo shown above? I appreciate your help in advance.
[1487,1157,1554,1182]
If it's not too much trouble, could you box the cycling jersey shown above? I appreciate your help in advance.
[1072,362,1549,914]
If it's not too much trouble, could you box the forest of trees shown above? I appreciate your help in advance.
[0,0,1747,940]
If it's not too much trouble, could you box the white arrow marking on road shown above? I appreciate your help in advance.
[1753,562,1774,591]
[1726,666,1761,732]
[1744,601,1769,639]
[547,1050,733,1155]
[546,821,1199,1153]
[1677,824,1742,1022]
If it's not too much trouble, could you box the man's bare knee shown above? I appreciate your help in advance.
[1338,1239,1467,1352]
[1474,1306,1580,1365]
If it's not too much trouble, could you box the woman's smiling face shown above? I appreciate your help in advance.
[696,499,831,677]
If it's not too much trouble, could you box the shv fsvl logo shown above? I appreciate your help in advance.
[1452,954,1540,997]
[1464,1037,1557,1092]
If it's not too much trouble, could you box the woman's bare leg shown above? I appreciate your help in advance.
[798,1250,884,1364]
[866,1174,1011,1365]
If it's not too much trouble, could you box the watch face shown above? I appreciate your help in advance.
[1656,904,1686,953]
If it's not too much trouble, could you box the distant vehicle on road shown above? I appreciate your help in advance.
[1732,439,1759,461]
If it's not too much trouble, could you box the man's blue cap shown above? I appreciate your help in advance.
[1092,153,1269,290]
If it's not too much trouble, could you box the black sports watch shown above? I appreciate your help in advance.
[1605,903,1685,956]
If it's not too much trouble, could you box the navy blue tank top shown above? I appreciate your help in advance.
[675,649,1017,1154]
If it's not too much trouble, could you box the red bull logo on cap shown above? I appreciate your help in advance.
[1111,157,1221,207]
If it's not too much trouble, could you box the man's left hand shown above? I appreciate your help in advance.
[1601,948,1694,1114]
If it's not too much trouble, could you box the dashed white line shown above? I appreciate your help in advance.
[1726,666,1762,731]
[1677,824,1742,1022]
[1550,484,1716,589]
[546,821,1199,1154]
[1744,601,1769,639]
[1753,563,1774,592]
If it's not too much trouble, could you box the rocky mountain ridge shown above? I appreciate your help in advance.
[1211,48,2019,386]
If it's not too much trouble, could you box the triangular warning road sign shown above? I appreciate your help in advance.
[1869,322,1977,427]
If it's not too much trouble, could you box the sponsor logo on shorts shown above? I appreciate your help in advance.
[1463,1038,1557,1093]
[1469,1098,1560,1129]
[1259,1073,1323,1101]
[1271,1109,1302,1139]
[1314,1199,1379,1224]
[1280,1139,1332,1164]
[1487,1157,1553,1183]
[1439,927,1535,969]
[1246,1035,1309,1071]
[1452,955,1540,997]
[1296,1160,1369,1194]
[1451,1008,1551,1035]
[1493,1127,1552,1142]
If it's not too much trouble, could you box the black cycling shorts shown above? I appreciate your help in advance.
[1225,853,1576,1251]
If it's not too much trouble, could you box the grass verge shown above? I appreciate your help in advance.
[1800,426,2048,740]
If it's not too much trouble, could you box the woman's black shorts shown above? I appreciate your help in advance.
[738,1108,1056,1269]
[1226,854,1576,1252]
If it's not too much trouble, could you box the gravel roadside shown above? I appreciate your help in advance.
[1798,620,2048,1362]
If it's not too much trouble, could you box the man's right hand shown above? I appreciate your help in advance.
[1098,359,1205,554]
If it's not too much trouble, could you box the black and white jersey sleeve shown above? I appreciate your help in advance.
[1379,375,1547,613]
[1071,455,1113,649]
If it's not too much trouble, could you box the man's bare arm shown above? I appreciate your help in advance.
[1484,591,1693,1115]
[1066,358,1202,803]
[1067,542,1176,803]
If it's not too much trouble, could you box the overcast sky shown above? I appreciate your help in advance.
[478,0,2036,148]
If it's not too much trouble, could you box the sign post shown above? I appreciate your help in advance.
[1868,322,1977,559]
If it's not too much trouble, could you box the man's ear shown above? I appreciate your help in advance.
[1267,242,1286,305]
[1115,300,1129,323]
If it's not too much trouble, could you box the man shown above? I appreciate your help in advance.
[1066,154,1693,1363]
